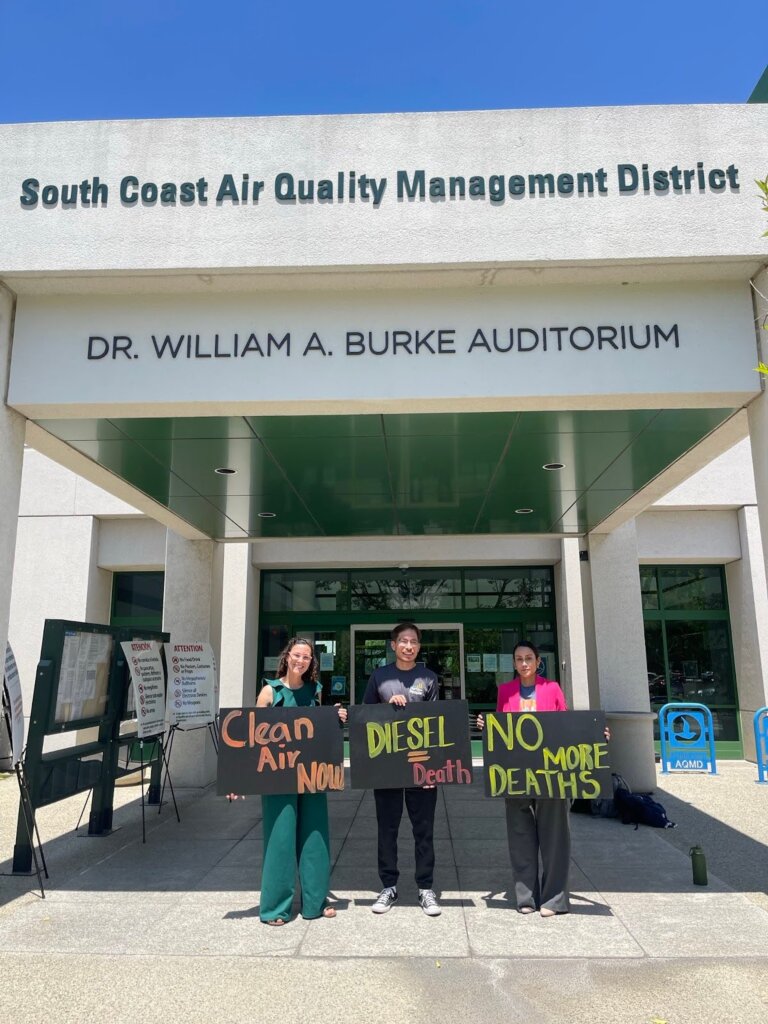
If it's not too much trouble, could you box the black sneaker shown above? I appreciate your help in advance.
[372,887,398,914]
[418,888,442,917]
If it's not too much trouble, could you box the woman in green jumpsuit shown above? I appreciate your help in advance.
[256,637,347,925]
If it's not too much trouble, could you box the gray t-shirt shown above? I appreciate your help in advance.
[362,661,439,704]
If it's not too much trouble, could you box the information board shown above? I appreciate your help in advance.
[54,630,112,723]
[217,706,344,796]
[120,641,166,738]
[482,710,610,799]
[348,700,473,790]
[165,641,217,728]
[3,643,24,766]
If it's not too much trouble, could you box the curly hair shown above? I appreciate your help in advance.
[275,637,318,684]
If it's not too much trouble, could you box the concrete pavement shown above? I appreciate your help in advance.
[1,762,767,1024]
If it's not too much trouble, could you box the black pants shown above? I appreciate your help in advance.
[504,797,571,913]
[374,786,437,890]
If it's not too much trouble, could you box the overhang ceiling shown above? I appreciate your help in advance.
[35,409,736,540]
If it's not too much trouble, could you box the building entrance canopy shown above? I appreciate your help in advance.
[23,407,738,540]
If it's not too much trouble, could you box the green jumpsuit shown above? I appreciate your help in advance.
[259,680,331,923]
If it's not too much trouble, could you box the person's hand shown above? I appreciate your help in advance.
[604,725,611,741]
[335,704,348,723]
[476,713,485,731]
[227,793,244,801]
[389,694,407,706]
[422,784,436,790]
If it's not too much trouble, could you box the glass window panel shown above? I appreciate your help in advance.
[112,571,164,623]
[259,625,289,685]
[664,620,736,706]
[710,709,740,742]
[464,568,553,609]
[639,567,659,611]
[349,571,461,611]
[658,566,726,611]
[463,625,557,707]
[644,620,668,708]
[261,572,348,613]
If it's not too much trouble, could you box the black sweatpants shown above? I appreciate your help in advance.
[374,786,438,890]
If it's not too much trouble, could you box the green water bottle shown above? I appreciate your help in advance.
[690,845,708,886]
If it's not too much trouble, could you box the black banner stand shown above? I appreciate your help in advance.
[159,718,218,809]
[137,735,180,842]
[1,685,47,898]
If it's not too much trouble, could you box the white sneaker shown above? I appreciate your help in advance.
[419,888,442,917]
[371,887,398,914]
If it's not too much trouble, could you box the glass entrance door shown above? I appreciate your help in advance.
[351,624,463,704]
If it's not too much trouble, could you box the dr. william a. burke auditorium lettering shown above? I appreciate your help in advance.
[86,322,681,362]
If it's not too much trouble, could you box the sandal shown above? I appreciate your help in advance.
[322,906,337,918]
[264,918,286,926]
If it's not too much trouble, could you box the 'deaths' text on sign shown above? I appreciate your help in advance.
[216,706,344,796]
[348,700,473,790]
[482,711,610,799]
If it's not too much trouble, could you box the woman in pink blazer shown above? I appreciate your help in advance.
[481,640,571,917]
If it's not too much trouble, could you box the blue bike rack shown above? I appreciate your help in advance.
[659,702,717,775]
[754,707,768,784]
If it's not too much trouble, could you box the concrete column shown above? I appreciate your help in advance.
[0,285,26,698]
[748,266,768,621]
[727,506,768,761]
[211,542,259,709]
[246,563,260,702]
[163,530,217,787]
[556,537,590,709]
[588,519,656,791]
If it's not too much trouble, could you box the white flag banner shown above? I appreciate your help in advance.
[165,642,217,729]
[4,643,25,766]
[121,641,166,738]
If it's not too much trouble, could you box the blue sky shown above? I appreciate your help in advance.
[0,1,764,123]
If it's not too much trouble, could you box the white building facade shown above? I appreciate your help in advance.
[2,102,768,789]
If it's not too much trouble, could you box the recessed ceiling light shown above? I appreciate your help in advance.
[258,511,277,519]
[214,467,237,475]
[543,462,565,471]
[515,508,534,514]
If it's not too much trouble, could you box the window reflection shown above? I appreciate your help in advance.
[464,568,552,609]
[641,565,738,743]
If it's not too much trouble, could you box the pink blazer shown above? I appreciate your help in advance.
[496,676,567,713]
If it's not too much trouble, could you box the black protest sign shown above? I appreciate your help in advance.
[217,706,344,796]
[483,711,610,799]
[348,700,473,790]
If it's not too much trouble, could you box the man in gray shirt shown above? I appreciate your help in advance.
[362,621,441,917]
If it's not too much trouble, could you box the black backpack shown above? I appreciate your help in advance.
[570,772,623,818]
[614,785,676,830]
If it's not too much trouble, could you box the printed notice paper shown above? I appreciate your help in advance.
[165,641,217,728]
[121,641,166,738]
